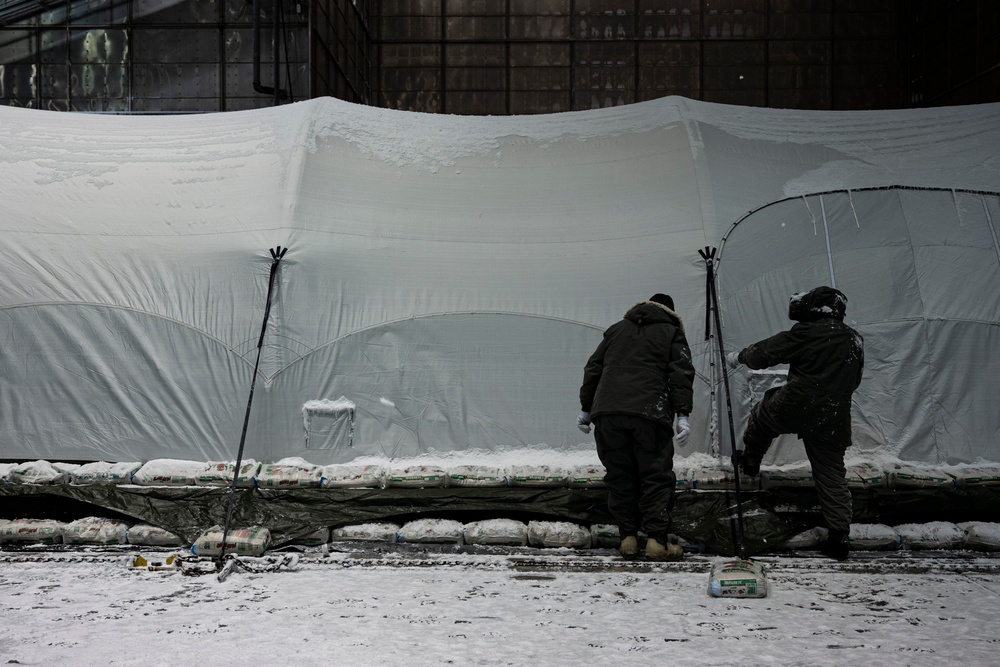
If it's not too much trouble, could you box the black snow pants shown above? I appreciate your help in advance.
[744,396,853,533]
[594,414,676,540]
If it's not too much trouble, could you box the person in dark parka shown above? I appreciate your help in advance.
[578,293,696,561]
[726,286,864,560]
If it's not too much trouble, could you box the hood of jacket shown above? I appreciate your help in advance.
[624,300,684,331]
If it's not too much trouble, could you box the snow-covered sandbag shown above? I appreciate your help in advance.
[958,522,1000,551]
[0,518,66,545]
[255,459,325,488]
[398,518,464,544]
[127,524,186,547]
[386,465,447,488]
[567,464,606,488]
[885,463,956,489]
[322,464,385,488]
[52,462,80,477]
[950,466,1000,489]
[846,463,887,488]
[286,527,330,547]
[762,465,814,489]
[7,460,67,485]
[782,526,827,550]
[446,465,506,487]
[192,525,271,557]
[895,521,965,550]
[70,461,142,485]
[590,524,620,548]
[330,522,400,542]
[849,524,901,550]
[527,521,591,548]
[132,459,207,486]
[507,465,569,488]
[64,517,130,545]
[463,519,528,546]
[195,460,260,487]
[0,462,17,482]
[692,467,759,490]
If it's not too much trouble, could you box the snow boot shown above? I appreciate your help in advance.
[645,537,683,562]
[619,535,639,560]
[820,529,849,561]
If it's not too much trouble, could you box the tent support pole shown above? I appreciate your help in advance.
[217,246,288,567]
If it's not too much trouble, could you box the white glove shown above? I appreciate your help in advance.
[674,415,690,447]
[725,352,741,369]
[577,411,592,434]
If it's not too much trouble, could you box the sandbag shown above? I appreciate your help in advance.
[590,523,620,548]
[692,467,760,491]
[70,461,142,485]
[849,524,901,550]
[762,465,815,489]
[567,464,606,488]
[127,524,186,547]
[7,460,67,485]
[527,520,591,548]
[256,459,325,488]
[895,521,965,550]
[950,466,1000,489]
[322,464,385,488]
[958,522,1000,551]
[286,527,330,547]
[446,465,506,487]
[782,526,827,550]
[192,525,271,557]
[507,465,569,488]
[385,465,446,488]
[886,464,956,489]
[708,560,768,598]
[846,463,887,489]
[196,460,260,487]
[64,517,130,545]
[398,518,464,544]
[463,519,528,546]
[330,522,400,542]
[132,459,207,486]
[0,518,66,544]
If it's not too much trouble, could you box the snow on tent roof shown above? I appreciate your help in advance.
[1,97,999,465]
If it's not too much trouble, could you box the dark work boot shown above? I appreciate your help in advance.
[736,449,761,477]
[820,528,850,561]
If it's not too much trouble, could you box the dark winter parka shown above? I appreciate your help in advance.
[580,301,695,428]
[738,287,864,444]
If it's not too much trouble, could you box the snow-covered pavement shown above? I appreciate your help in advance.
[2,548,998,666]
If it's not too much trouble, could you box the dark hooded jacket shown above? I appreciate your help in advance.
[738,287,864,442]
[580,300,695,427]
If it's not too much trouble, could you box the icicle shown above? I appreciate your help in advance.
[848,190,860,228]
[803,195,818,235]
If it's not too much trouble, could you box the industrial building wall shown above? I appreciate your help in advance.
[376,0,904,115]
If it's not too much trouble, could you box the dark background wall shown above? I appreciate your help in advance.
[1,0,996,114]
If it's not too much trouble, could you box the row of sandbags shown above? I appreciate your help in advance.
[0,459,608,489]
[5,458,1000,491]
[785,521,1000,552]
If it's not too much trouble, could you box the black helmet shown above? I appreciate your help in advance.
[788,286,847,322]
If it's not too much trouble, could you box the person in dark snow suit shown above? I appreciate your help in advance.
[578,294,696,561]
[726,286,864,560]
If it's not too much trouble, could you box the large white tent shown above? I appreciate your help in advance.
[2,97,998,466]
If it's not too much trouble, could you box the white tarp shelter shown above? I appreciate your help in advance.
[1,97,998,466]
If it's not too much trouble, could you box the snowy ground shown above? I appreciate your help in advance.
[2,546,999,666]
